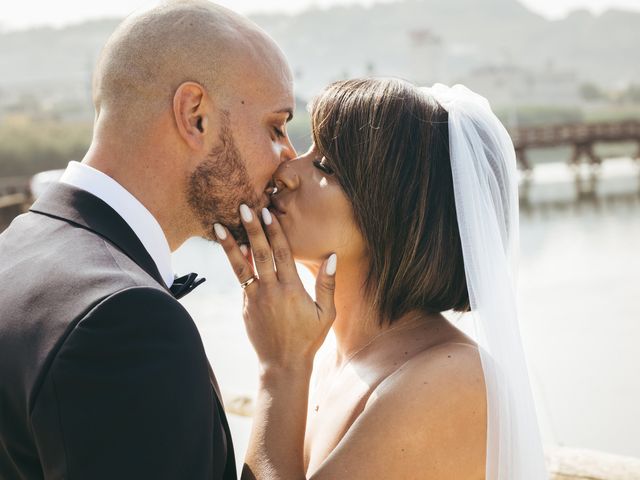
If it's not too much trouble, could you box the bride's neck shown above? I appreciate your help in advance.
[304,257,415,364]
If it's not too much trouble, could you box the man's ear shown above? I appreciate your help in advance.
[173,81,212,150]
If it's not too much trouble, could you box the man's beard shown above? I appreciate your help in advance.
[187,114,260,245]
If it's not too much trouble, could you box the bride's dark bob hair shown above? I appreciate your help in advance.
[310,77,470,324]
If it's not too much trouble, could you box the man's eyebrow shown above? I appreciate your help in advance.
[274,108,294,122]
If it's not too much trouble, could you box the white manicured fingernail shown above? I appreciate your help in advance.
[240,204,253,222]
[325,253,337,275]
[240,245,249,256]
[261,207,272,225]
[214,223,227,240]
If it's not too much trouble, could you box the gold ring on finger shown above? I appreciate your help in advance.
[240,276,257,289]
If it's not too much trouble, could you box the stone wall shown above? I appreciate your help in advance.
[546,447,640,480]
[0,194,29,231]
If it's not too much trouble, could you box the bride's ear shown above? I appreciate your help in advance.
[173,81,213,150]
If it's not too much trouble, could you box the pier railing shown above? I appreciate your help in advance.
[509,121,640,208]
[511,120,640,170]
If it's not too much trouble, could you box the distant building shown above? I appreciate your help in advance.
[460,63,581,108]
[408,29,445,87]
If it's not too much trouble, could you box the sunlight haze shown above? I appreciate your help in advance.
[1,0,639,31]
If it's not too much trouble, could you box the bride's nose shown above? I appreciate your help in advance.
[273,159,300,192]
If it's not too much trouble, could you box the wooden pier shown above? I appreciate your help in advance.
[511,120,640,171]
[510,121,640,209]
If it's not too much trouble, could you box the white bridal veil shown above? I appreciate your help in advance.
[421,84,549,479]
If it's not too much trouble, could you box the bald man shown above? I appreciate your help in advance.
[0,1,299,479]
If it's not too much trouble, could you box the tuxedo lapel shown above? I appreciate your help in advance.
[208,361,237,479]
[29,182,169,291]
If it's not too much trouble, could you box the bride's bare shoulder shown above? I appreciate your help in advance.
[374,340,486,418]
[396,341,485,393]
[309,342,487,479]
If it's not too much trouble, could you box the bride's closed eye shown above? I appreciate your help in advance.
[313,157,334,175]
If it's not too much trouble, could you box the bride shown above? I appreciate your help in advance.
[216,78,548,479]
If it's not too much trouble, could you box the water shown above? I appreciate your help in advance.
[518,199,640,457]
[172,197,640,460]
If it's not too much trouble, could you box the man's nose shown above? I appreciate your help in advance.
[280,135,297,163]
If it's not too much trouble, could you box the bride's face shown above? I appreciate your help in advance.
[269,145,365,264]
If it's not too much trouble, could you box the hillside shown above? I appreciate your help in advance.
[0,0,637,104]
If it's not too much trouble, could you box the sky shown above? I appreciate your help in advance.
[0,0,639,31]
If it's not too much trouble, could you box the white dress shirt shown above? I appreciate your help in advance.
[59,161,175,287]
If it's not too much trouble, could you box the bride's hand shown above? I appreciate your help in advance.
[215,204,337,372]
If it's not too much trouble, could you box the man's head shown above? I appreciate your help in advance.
[91,0,296,246]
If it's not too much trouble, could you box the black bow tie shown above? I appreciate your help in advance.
[170,272,206,299]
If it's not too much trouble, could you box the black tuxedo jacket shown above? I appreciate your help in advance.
[0,183,236,479]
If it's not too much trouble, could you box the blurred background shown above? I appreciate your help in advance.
[1,0,639,473]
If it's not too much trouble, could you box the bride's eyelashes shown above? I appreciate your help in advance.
[313,157,334,175]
